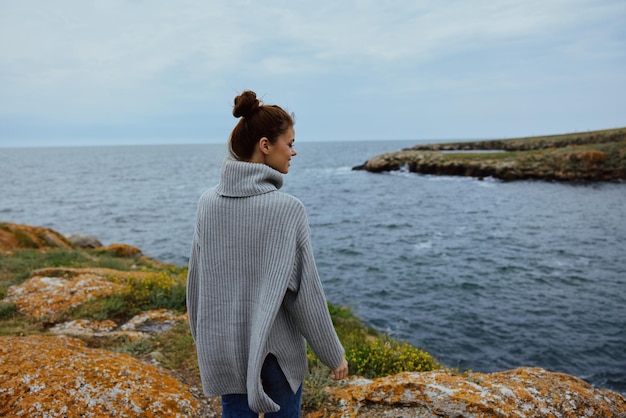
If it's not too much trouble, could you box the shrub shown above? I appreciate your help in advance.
[149,281,187,310]
[113,335,155,357]
[151,322,198,370]
[44,249,91,267]
[344,336,442,378]
[63,268,186,321]
[303,352,335,411]
[0,302,18,320]
[110,271,187,314]
[71,294,127,321]
[301,305,443,410]
[98,295,128,320]
[323,304,442,378]
[97,257,129,271]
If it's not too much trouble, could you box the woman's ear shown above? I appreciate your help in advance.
[258,137,271,155]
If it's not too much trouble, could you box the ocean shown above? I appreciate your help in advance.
[1,140,625,395]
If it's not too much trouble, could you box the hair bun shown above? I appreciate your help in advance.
[233,90,261,118]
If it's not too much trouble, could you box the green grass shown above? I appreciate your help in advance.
[441,151,519,161]
[0,302,18,320]
[417,127,626,151]
[303,356,336,411]
[0,312,45,336]
[492,126,626,146]
[69,295,129,322]
[0,248,170,287]
[150,322,198,370]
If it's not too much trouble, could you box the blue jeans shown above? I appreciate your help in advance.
[221,354,303,417]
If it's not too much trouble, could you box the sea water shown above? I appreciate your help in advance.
[1,140,625,394]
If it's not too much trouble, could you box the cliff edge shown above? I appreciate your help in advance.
[1,223,625,417]
[353,127,626,181]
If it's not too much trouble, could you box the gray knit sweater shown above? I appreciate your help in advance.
[186,157,345,413]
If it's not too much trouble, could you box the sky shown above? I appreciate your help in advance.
[0,0,625,148]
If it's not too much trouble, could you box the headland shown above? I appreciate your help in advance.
[353,127,626,181]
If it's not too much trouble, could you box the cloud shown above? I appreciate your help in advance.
[0,0,624,144]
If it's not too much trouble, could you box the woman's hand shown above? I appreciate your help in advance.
[331,359,349,380]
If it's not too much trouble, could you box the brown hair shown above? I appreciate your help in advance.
[229,90,294,160]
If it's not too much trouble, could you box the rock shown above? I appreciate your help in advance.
[65,233,103,248]
[50,319,118,336]
[120,309,188,334]
[0,222,72,251]
[95,243,143,258]
[324,368,626,417]
[2,267,155,321]
[49,310,189,340]
[353,128,626,181]
[0,335,199,417]
[3,270,124,321]
[149,351,166,363]
[48,318,144,341]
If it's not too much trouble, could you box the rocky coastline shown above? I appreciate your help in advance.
[353,127,626,182]
[1,222,625,417]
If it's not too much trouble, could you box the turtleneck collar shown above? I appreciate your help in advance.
[215,157,284,197]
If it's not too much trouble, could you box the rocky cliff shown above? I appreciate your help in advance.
[1,335,198,417]
[321,368,626,417]
[353,127,626,181]
[1,223,625,417]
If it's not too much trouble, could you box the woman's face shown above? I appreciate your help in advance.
[265,126,297,174]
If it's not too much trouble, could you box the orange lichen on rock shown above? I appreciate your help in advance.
[0,222,72,251]
[120,309,188,333]
[0,335,199,417]
[328,368,626,418]
[49,319,119,336]
[4,271,125,321]
[49,310,189,340]
[30,266,150,280]
[568,149,608,164]
[3,267,160,321]
[96,243,143,257]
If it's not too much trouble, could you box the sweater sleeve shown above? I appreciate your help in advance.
[283,222,345,370]
[186,228,200,341]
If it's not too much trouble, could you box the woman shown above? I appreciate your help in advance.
[186,90,348,417]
